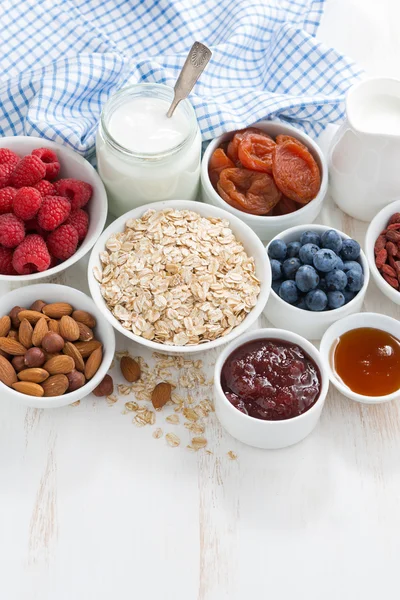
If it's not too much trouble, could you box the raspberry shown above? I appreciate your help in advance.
[10,155,46,188]
[47,224,78,261]
[0,149,20,188]
[24,218,47,238]
[54,178,93,210]
[13,187,43,221]
[34,180,56,196]
[0,246,17,275]
[65,209,89,241]
[0,187,17,214]
[0,214,25,248]
[12,234,51,275]
[0,163,15,189]
[31,148,60,181]
[37,196,71,231]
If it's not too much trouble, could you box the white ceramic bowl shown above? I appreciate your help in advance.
[0,136,108,282]
[88,199,271,354]
[201,120,328,242]
[320,312,400,404]
[0,284,115,408]
[264,224,370,341]
[365,199,400,305]
[214,328,329,449]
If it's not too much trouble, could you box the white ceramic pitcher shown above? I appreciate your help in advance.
[329,77,400,222]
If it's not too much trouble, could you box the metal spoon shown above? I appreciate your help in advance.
[166,42,212,118]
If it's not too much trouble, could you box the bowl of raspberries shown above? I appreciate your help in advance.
[264,224,370,340]
[0,137,108,280]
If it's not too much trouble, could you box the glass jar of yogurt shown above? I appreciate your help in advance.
[96,83,202,216]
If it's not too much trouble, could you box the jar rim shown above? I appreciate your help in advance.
[100,83,199,161]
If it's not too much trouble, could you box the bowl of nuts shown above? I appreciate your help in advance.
[88,199,271,354]
[0,283,115,407]
[365,200,400,305]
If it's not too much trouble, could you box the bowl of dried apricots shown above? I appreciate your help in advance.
[201,121,328,242]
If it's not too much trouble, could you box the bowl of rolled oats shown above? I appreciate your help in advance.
[88,200,271,353]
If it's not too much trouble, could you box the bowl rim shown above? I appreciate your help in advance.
[320,312,400,403]
[87,199,271,354]
[201,119,328,224]
[266,223,370,317]
[0,283,115,405]
[0,136,108,282]
[365,199,400,304]
[214,327,329,425]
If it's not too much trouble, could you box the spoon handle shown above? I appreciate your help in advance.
[166,42,212,118]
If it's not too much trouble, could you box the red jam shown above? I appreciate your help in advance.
[221,339,321,421]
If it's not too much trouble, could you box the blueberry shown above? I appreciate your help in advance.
[346,268,364,292]
[327,291,345,309]
[272,279,282,295]
[286,241,301,258]
[282,257,301,280]
[319,278,327,291]
[296,297,308,310]
[343,289,356,303]
[305,289,328,311]
[343,260,363,275]
[313,248,338,272]
[340,238,360,261]
[295,265,319,293]
[270,259,282,281]
[325,269,347,291]
[300,231,321,246]
[299,243,320,265]
[333,256,344,271]
[268,239,287,261]
[279,280,299,304]
[321,230,343,253]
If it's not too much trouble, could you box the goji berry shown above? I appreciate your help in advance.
[374,234,387,254]
[382,272,399,289]
[389,212,400,225]
[386,241,398,257]
[386,230,400,243]
[382,264,397,278]
[375,248,387,269]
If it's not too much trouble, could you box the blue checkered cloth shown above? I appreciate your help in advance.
[0,0,361,156]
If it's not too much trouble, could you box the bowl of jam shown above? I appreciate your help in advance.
[320,312,400,404]
[214,328,329,449]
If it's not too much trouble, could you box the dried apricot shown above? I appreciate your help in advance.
[238,133,276,173]
[227,128,273,165]
[272,140,321,204]
[276,134,308,151]
[217,168,281,215]
[208,148,235,188]
[272,196,298,215]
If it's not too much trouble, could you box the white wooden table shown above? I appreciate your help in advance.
[1,1,400,598]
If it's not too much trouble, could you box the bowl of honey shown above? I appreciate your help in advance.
[320,312,400,404]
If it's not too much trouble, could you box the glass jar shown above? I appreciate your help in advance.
[96,83,202,216]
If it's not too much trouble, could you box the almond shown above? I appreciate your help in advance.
[72,310,96,329]
[151,382,172,409]
[76,321,93,342]
[42,303,73,318]
[85,346,103,380]
[74,339,102,358]
[63,342,85,372]
[12,381,44,397]
[44,355,75,375]
[120,356,141,382]
[0,355,17,387]
[48,319,60,334]
[18,319,33,349]
[18,310,49,324]
[59,316,80,342]
[32,317,49,347]
[8,330,19,340]
[0,315,11,337]
[42,374,69,397]
[0,337,27,356]
[18,368,49,383]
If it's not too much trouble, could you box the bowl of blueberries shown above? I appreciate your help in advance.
[264,224,370,340]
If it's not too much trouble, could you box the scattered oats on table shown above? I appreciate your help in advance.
[96,209,260,345]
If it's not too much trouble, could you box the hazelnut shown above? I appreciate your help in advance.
[93,374,114,397]
[66,370,86,392]
[9,306,24,329]
[42,332,65,353]
[24,347,46,368]
[12,356,26,372]
[30,300,46,313]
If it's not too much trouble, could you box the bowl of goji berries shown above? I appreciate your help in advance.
[366,200,400,305]
[0,137,108,281]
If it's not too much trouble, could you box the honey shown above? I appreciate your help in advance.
[333,327,400,396]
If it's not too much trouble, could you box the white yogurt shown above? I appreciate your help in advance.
[97,84,201,216]
[353,94,400,135]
